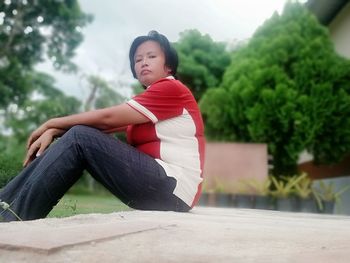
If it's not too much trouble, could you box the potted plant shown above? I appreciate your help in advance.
[245,178,273,210]
[232,180,255,209]
[270,175,302,212]
[313,181,350,214]
[213,179,233,207]
[294,173,318,213]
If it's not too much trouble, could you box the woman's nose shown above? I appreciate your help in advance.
[141,57,148,66]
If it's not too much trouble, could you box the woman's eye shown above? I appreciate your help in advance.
[149,55,156,59]
[135,58,142,63]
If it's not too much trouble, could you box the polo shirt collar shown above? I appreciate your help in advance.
[146,75,174,89]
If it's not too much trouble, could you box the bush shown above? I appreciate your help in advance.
[200,1,350,175]
[0,153,23,188]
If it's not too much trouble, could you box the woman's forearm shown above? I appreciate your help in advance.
[44,103,147,132]
[102,126,127,134]
[27,103,147,149]
[44,107,118,131]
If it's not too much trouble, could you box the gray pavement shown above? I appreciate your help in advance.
[1,207,350,262]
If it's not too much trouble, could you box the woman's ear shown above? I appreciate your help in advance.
[166,66,172,74]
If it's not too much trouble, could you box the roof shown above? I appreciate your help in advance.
[306,0,349,25]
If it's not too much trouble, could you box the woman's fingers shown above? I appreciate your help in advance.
[26,135,34,149]
[23,130,54,167]
[23,142,40,167]
[26,131,39,149]
[23,155,33,167]
[26,125,47,149]
[37,139,50,157]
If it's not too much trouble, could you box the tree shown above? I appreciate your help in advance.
[5,72,81,143]
[0,0,92,109]
[0,1,91,186]
[200,1,350,175]
[0,72,82,188]
[84,75,126,111]
[174,29,231,101]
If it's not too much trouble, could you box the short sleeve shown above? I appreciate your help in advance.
[127,79,189,123]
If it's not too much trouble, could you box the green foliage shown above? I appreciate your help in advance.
[0,1,94,193]
[294,173,312,199]
[174,29,231,101]
[48,194,130,218]
[270,174,303,198]
[4,72,81,143]
[200,1,350,175]
[84,75,127,144]
[313,181,350,211]
[84,75,125,110]
[0,0,92,109]
[245,178,271,196]
[0,200,22,221]
[313,181,350,202]
[0,139,24,188]
[131,82,145,96]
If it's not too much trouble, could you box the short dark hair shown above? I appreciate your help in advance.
[129,30,178,79]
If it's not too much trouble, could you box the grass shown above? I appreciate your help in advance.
[48,193,131,218]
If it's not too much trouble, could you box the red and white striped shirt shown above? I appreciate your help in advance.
[127,76,205,207]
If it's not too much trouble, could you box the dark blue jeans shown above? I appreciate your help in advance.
[0,125,190,222]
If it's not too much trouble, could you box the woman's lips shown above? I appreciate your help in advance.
[141,70,151,76]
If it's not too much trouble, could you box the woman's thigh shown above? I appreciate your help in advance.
[67,125,182,210]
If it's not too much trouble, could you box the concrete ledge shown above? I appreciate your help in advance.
[1,207,350,262]
[0,214,166,253]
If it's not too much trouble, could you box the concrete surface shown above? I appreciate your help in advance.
[0,207,350,262]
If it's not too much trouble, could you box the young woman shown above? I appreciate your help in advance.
[0,31,205,222]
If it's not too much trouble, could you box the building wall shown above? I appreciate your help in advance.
[329,1,350,58]
[203,143,268,194]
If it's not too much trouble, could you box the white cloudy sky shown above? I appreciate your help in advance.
[36,0,305,100]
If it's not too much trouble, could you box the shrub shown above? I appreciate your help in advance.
[0,153,23,188]
[200,1,350,176]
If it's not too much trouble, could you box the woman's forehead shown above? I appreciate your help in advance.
[135,40,162,56]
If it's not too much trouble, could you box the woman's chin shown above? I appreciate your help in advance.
[139,78,153,87]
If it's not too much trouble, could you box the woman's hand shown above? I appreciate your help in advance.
[23,128,64,167]
[26,123,49,150]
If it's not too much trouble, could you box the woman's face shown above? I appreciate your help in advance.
[134,40,171,87]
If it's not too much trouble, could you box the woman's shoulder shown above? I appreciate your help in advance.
[150,77,190,95]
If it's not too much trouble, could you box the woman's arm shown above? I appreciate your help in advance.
[102,126,128,134]
[27,103,148,149]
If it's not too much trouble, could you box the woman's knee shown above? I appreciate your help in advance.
[60,125,98,145]
[67,125,95,135]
